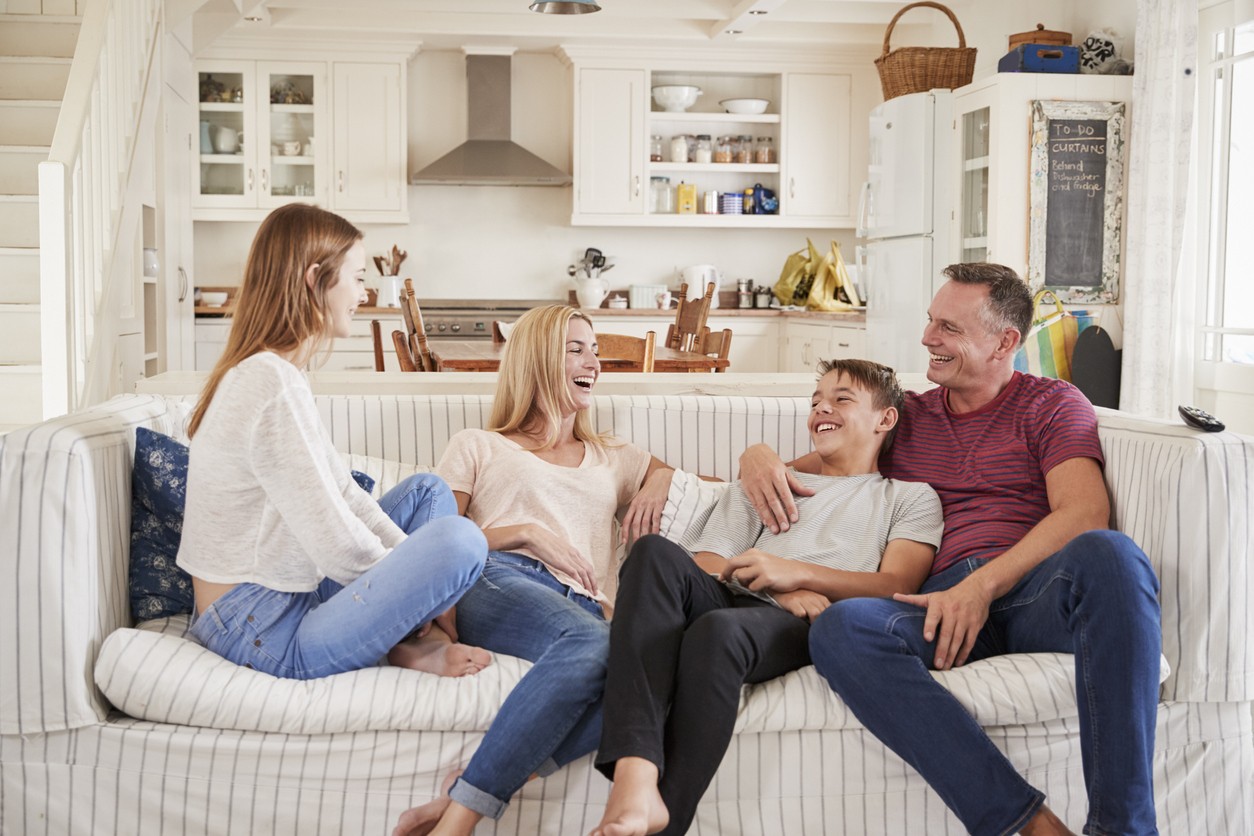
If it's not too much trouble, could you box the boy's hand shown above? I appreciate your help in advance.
[737,444,815,534]
[772,589,830,622]
[720,549,810,593]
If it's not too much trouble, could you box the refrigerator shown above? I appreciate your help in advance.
[857,90,955,375]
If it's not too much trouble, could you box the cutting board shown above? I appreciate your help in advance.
[1071,326,1121,409]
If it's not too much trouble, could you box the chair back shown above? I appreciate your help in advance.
[695,327,733,373]
[667,281,716,351]
[596,331,656,373]
[400,279,435,371]
[369,320,387,372]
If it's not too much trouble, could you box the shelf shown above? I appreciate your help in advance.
[649,162,779,174]
[963,156,990,171]
[271,103,315,114]
[650,112,780,125]
[199,102,245,112]
[271,155,314,165]
[200,154,246,163]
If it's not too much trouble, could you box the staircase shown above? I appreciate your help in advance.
[0,12,79,433]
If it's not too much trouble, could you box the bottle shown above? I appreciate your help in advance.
[754,136,776,164]
[676,181,697,214]
[670,134,689,164]
[694,135,713,164]
[650,176,674,214]
[650,135,664,162]
[743,188,756,215]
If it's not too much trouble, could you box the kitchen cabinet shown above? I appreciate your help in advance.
[563,48,876,229]
[193,55,410,223]
[196,314,411,372]
[952,74,1132,277]
[779,320,866,373]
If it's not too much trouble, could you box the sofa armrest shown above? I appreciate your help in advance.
[0,394,190,734]
[1096,409,1254,702]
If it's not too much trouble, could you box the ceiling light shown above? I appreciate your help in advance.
[726,29,743,34]
[748,9,767,14]
[530,0,602,12]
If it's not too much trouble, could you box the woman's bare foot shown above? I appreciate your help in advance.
[393,770,462,836]
[590,757,669,836]
[388,628,491,677]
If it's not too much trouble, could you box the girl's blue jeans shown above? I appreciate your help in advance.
[809,530,1161,836]
[446,551,609,820]
[189,474,486,679]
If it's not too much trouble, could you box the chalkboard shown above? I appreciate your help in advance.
[1027,101,1127,304]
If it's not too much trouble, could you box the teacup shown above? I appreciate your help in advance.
[283,141,302,156]
[656,291,674,309]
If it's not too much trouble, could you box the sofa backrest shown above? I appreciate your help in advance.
[1,393,1250,734]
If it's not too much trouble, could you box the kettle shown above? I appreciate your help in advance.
[678,264,722,308]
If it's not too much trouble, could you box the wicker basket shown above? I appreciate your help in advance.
[874,1,977,102]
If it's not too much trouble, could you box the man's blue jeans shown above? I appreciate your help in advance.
[448,551,609,819]
[809,530,1161,836]
[189,474,486,679]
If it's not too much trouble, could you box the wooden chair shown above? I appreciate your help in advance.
[369,320,387,371]
[666,280,716,351]
[391,279,434,371]
[491,320,512,344]
[369,318,419,372]
[694,327,733,373]
[596,331,656,373]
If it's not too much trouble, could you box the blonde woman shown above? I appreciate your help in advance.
[394,305,675,836]
[178,203,489,681]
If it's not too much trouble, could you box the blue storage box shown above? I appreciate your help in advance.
[998,44,1080,74]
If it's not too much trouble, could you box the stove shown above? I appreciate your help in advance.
[414,299,557,340]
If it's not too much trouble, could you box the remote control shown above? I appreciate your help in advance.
[1178,405,1225,433]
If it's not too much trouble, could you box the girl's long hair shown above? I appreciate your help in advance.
[488,305,611,450]
[188,203,362,437]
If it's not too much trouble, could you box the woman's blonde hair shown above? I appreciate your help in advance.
[488,305,611,450]
[188,203,363,437]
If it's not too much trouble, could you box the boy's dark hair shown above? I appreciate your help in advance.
[815,358,904,451]
[942,262,1033,342]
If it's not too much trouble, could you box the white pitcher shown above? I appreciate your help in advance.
[377,276,402,308]
[575,278,610,309]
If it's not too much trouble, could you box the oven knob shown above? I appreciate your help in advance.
[437,323,447,332]
[425,323,433,332]
[451,323,462,333]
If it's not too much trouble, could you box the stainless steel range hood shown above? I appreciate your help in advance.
[411,52,571,187]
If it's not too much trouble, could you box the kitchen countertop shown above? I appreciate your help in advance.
[196,305,867,324]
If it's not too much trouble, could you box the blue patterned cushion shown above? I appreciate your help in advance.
[128,427,376,623]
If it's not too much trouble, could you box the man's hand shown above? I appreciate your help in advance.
[737,444,815,533]
[773,589,831,622]
[894,577,993,670]
[720,549,811,593]
[621,467,673,544]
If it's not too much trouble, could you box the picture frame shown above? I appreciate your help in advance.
[1027,100,1127,304]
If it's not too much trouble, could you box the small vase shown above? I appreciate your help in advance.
[377,276,402,308]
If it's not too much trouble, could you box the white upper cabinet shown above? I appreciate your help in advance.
[564,47,875,229]
[332,62,407,219]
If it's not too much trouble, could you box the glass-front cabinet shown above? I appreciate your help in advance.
[195,61,325,211]
[959,107,990,262]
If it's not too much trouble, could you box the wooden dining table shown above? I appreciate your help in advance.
[427,340,730,372]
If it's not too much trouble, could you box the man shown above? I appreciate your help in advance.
[591,359,943,836]
[738,264,1161,835]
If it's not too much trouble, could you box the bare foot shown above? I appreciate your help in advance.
[393,770,461,836]
[388,629,492,677]
[1020,804,1077,836]
[590,757,669,836]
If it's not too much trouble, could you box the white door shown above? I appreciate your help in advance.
[332,62,405,214]
[863,92,934,239]
[575,67,645,216]
[782,72,852,221]
[864,236,935,375]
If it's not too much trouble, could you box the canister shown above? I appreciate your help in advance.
[702,190,720,214]
[755,287,774,308]
[676,181,697,214]
[737,278,754,308]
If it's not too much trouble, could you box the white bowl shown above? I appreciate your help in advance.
[201,292,229,307]
[719,98,769,115]
[652,85,702,113]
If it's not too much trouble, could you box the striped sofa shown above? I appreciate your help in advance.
[2,391,1251,835]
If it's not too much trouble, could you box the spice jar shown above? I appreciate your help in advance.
[670,134,689,164]
[650,176,674,214]
[754,136,776,164]
[734,135,753,164]
[694,135,713,164]
[676,181,697,214]
[743,188,756,215]
[713,136,732,164]
[650,135,664,162]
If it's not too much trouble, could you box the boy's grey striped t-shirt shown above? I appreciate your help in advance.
[678,470,943,572]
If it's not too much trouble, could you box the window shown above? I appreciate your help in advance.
[1200,7,1254,365]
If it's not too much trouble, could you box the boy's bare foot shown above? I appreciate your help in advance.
[388,630,491,678]
[393,770,461,836]
[590,757,669,836]
[1020,804,1077,836]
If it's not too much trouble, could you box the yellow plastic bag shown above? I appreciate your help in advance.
[772,239,821,307]
[774,239,858,311]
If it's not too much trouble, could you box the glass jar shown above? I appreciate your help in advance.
[694,134,713,165]
[734,135,753,164]
[713,136,732,164]
[670,134,689,164]
[650,135,664,162]
[743,188,756,215]
[650,176,674,214]
[754,136,776,164]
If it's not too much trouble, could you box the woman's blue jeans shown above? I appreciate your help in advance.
[189,474,486,679]
[809,530,1161,836]
[447,551,609,820]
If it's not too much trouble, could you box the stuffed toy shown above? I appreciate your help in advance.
[1080,28,1133,75]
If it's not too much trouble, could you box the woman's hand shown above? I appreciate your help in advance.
[621,467,673,544]
[523,523,600,597]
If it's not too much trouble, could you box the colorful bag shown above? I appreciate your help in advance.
[773,239,859,311]
[1014,290,1094,381]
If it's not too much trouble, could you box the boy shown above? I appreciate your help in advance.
[590,358,944,836]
